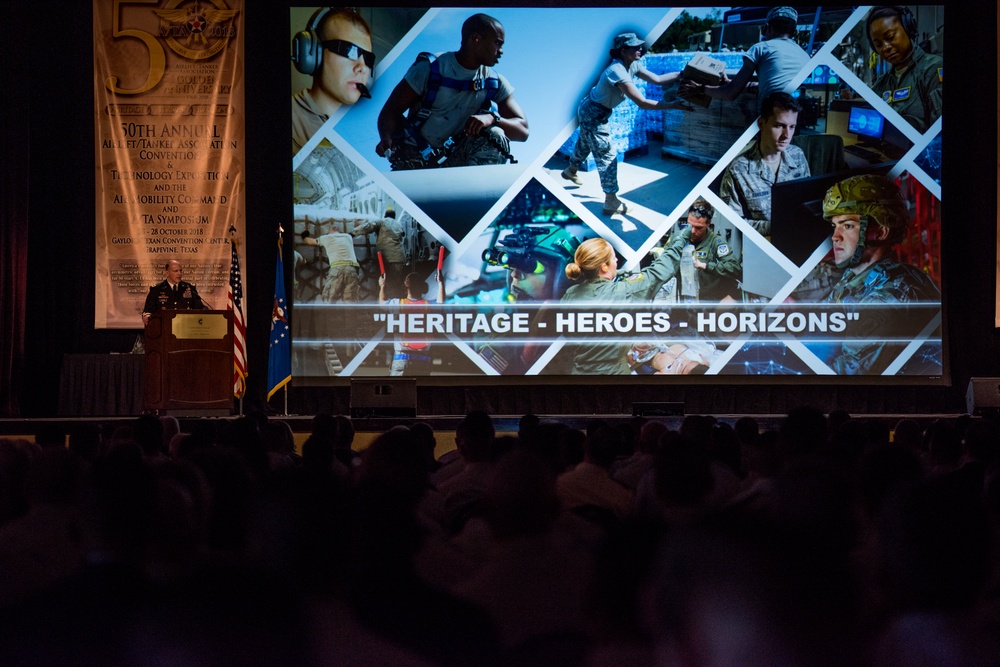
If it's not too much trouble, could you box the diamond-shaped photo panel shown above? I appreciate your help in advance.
[830,6,943,136]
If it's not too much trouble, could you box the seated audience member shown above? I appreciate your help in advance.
[557,426,634,524]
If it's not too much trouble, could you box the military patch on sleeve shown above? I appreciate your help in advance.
[937,67,942,83]
[717,244,730,257]
[624,274,646,283]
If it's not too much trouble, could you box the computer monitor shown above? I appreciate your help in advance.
[848,106,885,142]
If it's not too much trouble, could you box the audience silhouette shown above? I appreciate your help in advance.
[1,407,998,665]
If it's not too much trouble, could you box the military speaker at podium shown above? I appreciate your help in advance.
[141,259,206,326]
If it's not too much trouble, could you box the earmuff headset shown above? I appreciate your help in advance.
[292,7,355,76]
[866,6,918,50]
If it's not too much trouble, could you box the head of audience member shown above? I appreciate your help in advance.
[924,418,962,471]
[857,442,923,518]
[333,414,358,467]
[69,422,103,462]
[866,6,916,69]
[891,418,924,453]
[159,416,181,452]
[743,429,781,481]
[678,414,715,450]
[308,8,373,109]
[764,6,798,39]
[757,92,801,156]
[459,13,505,68]
[455,410,496,463]
[558,427,586,471]
[708,423,743,478]
[134,414,166,459]
[655,430,714,511]
[263,420,296,456]
[355,426,427,507]
[583,426,621,471]
[484,447,559,540]
[408,421,439,472]
[734,416,760,448]
[962,417,1000,475]
[518,413,540,443]
[778,405,828,463]
[638,420,669,456]
[520,420,568,474]
[33,423,66,449]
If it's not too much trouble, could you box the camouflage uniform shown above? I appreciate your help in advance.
[567,60,643,194]
[719,141,810,237]
[690,230,743,302]
[389,52,515,169]
[316,232,363,303]
[872,45,942,134]
[560,228,690,375]
[823,258,940,375]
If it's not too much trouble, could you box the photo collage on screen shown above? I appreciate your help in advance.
[290,6,943,379]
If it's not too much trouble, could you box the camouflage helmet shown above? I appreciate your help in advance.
[823,174,909,268]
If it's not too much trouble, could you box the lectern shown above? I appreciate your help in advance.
[144,309,234,415]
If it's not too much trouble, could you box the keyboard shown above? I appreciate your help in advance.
[844,144,883,162]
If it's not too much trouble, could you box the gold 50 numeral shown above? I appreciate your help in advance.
[104,0,166,95]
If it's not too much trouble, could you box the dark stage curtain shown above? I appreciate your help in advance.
[0,4,30,418]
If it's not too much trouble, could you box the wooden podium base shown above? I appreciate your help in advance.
[144,310,235,415]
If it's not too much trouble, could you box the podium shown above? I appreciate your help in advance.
[144,309,234,416]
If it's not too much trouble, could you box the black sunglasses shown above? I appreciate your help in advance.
[321,39,375,69]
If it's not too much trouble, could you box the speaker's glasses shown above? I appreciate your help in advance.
[321,40,375,69]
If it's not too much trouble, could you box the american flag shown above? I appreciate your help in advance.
[228,226,248,398]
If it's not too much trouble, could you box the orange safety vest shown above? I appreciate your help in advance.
[399,298,429,350]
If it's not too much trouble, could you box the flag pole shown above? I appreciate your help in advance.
[267,223,292,412]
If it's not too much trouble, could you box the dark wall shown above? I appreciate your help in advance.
[18,2,999,417]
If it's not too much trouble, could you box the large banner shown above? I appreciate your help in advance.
[291,6,944,379]
[94,0,245,328]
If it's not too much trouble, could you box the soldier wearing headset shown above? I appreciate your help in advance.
[867,5,942,134]
[291,7,374,154]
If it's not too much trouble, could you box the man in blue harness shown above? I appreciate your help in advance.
[376,13,529,170]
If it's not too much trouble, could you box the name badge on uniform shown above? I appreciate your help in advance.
[892,87,910,102]
[695,250,708,261]
[717,244,730,257]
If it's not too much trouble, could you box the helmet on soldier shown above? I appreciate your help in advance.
[823,174,909,268]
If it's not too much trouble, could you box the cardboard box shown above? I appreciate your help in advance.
[678,53,728,108]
